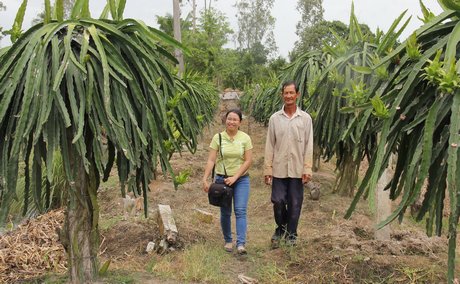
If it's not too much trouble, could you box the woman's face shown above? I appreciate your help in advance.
[226,112,241,132]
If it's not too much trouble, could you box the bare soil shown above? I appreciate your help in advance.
[1,107,457,283]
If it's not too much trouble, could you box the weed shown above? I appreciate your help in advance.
[146,242,232,283]
[146,253,178,280]
[353,254,366,262]
[181,243,232,283]
[99,216,123,231]
[100,173,121,191]
[397,266,440,283]
[27,273,68,284]
[98,270,136,283]
[253,261,289,284]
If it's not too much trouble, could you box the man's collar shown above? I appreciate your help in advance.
[280,105,301,117]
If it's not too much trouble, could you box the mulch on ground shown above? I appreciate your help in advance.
[0,209,66,283]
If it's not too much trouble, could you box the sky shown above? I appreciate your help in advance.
[0,0,444,58]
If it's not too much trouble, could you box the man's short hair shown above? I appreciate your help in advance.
[281,80,298,93]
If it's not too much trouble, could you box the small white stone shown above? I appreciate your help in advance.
[146,241,155,253]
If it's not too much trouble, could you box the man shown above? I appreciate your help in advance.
[264,80,313,247]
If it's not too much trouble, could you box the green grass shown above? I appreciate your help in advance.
[147,242,232,283]
[99,216,123,231]
[146,253,178,280]
[26,273,68,284]
[396,266,440,283]
[98,271,136,283]
[181,243,232,283]
[99,173,121,191]
[252,260,289,284]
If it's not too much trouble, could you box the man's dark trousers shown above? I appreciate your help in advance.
[271,177,304,239]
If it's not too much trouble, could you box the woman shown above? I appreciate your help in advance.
[202,109,253,254]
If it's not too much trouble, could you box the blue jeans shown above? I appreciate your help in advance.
[215,175,250,247]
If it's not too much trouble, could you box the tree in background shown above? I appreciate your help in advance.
[156,13,193,36]
[291,0,376,61]
[0,1,5,41]
[173,0,185,75]
[291,20,346,60]
[296,0,324,32]
[235,0,277,63]
[217,48,244,88]
[32,0,76,24]
[291,0,375,60]
[156,7,233,87]
[291,20,374,61]
[186,8,233,83]
[292,0,324,57]
[267,56,287,74]
[157,0,285,89]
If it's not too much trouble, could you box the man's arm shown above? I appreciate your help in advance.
[264,118,275,185]
[302,115,314,183]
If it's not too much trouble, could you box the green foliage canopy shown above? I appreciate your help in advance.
[0,0,216,222]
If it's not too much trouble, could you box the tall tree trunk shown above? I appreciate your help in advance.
[374,137,392,241]
[192,0,197,32]
[61,138,100,283]
[375,165,391,240]
[173,0,184,76]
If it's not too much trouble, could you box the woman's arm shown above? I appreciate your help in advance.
[202,148,218,192]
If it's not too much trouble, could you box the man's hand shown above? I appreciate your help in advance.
[264,175,272,185]
[302,174,312,184]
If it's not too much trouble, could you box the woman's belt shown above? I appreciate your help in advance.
[216,173,249,178]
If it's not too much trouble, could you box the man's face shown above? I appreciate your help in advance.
[282,84,299,106]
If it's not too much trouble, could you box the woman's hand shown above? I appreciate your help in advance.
[224,176,237,186]
[202,180,210,192]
